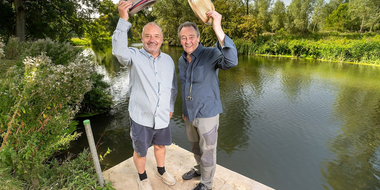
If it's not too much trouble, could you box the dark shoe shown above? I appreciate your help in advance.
[182,168,201,180]
[192,183,211,190]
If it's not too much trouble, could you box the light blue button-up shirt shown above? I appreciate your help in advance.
[112,18,177,129]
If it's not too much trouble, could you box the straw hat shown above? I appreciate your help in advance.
[188,0,215,25]
[128,0,157,15]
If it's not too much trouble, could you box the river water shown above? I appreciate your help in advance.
[71,45,380,190]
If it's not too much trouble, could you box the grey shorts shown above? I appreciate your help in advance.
[130,118,172,157]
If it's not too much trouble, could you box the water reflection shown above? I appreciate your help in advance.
[321,89,380,189]
[72,46,380,190]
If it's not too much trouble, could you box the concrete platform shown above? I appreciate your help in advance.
[103,144,274,190]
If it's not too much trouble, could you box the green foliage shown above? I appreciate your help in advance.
[3,37,113,114]
[85,0,118,50]
[80,72,113,114]
[325,3,352,32]
[0,39,113,189]
[70,38,91,46]
[270,0,286,32]
[285,0,315,34]
[234,33,380,65]
[1,0,101,42]
[3,37,21,59]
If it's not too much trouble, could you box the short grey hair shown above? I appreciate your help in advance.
[177,21,200,39]
[142,22,163,35]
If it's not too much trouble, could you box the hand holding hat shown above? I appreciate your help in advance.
[188,0,215,25]
[118,0,133,21]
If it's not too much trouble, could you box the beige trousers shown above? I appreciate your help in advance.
[185,114,219,189]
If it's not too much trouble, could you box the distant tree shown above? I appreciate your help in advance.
[269,0,286,32]
[285,0,315,34]
[257,0,273,33]
[152,0,195,45]
[324,3,358,32]
[349,0,380,32]
[1,0,100,42]
[310,0,325,32]
[367,0,380,32]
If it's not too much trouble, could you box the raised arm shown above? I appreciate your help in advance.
[112,1,136,66]
[206,11,225,47]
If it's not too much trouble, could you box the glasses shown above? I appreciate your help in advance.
[185,83,193,101]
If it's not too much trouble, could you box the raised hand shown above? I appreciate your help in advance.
[118,0,133,21]
[206,10,225,46]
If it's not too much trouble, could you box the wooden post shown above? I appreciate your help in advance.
[83,119,104,188]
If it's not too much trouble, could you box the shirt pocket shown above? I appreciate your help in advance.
[193,65,205,83]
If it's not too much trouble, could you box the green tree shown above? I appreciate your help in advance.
[1,0,100,42]
[257,0,272,33]
[324,3,351,31]
[269,0,286,32]
[310,0,325,32]
[349,0,380,32]
[285,0,315,34]
[152,0,195,45]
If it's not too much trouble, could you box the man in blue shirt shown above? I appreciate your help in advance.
[112,1,177,190]
[177,11,238,190]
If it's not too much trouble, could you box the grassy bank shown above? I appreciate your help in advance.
[234,32,380,66]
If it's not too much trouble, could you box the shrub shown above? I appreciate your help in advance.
[0,52,92,187]
[3,37,21,59]
[0,39,113,189]
[70,38,91,46]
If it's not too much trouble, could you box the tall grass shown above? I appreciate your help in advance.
[235,33,380,65]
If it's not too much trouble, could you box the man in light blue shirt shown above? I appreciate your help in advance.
[112,1,177,190]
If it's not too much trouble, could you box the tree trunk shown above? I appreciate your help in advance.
[15,0,25,41]
[246,0,249,15]
[370,22,374,32]
[313,22,317,32]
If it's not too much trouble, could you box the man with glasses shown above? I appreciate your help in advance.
[177,11,238,190]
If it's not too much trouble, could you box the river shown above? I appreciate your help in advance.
[71,45,380,190]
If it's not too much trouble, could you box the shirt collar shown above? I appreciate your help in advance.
[181,43,205,60]
[140,47,162,59]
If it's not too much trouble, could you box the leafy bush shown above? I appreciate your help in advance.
[3,37,21,59]
[3,37,113,114]
[0,39,114,189]
[0,52,92,187]
[70,38,91,46]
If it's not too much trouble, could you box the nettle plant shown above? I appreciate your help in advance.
[0,50,93,185]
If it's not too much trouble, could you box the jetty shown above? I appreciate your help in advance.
[103,144,274,190]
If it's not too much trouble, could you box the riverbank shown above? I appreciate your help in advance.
[234,33,380,66]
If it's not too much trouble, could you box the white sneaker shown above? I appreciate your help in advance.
[155,170,176,186]
[136,177,153,190]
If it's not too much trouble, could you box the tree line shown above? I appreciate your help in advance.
[1,0,379,45]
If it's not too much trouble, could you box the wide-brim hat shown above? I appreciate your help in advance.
[128,0,157,15]
[188,0,215,25]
